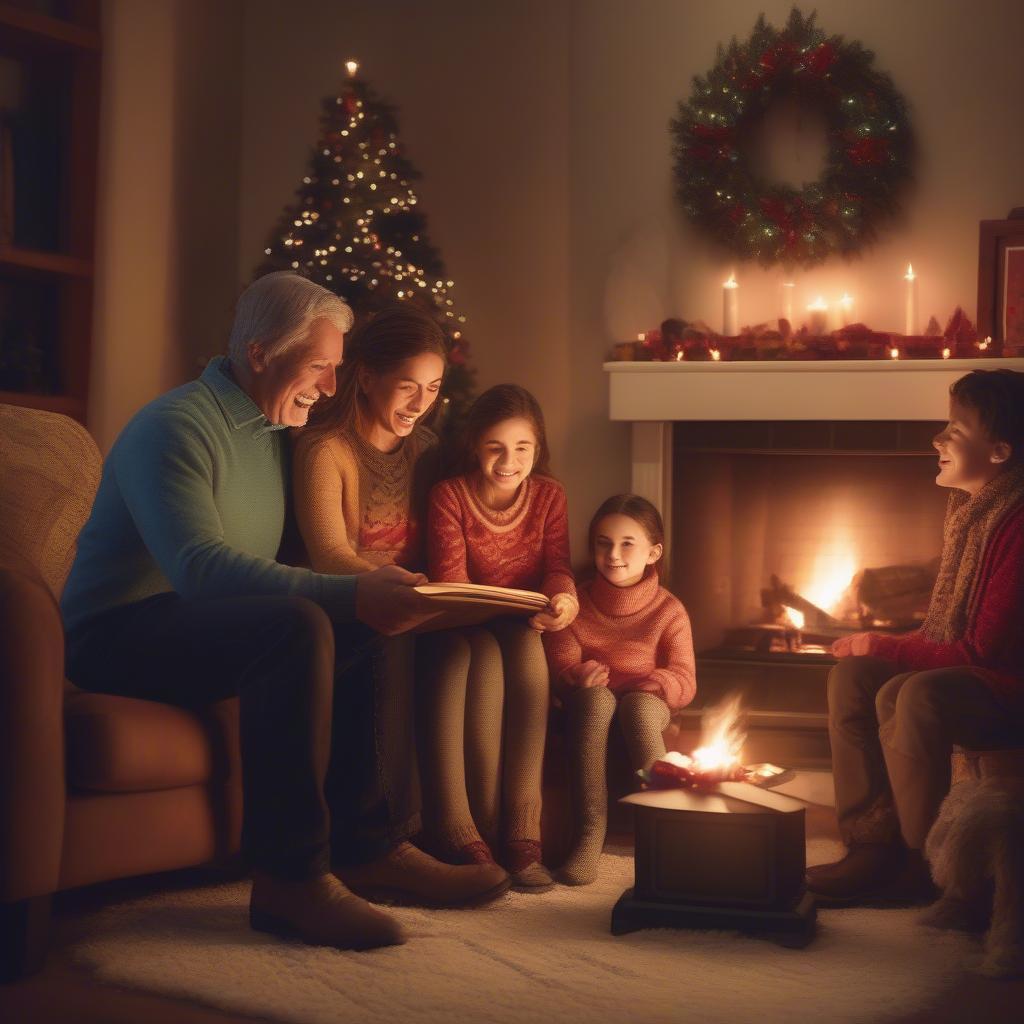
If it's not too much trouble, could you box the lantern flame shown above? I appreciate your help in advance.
[690,694,746,773]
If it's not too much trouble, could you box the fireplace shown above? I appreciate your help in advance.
[604,356,1024,767]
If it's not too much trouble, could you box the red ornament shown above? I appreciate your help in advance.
[847,137,889,166]
[806,41,837,76]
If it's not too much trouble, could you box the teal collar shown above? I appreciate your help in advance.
[201,357,288,437]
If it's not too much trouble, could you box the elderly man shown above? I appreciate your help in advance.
[61,272,506,951]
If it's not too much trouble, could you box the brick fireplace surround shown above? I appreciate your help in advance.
[605,357,1024,767]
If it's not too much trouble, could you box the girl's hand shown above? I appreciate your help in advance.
[831,632,878,658]
[530,592,578,632]
[563,660,610,689]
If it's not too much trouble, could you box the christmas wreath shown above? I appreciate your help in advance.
[670,8,913,267]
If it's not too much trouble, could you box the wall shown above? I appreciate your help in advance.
[91,0,1024,550]
[89,0,243,452]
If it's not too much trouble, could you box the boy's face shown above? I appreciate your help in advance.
[932,398,1011,494]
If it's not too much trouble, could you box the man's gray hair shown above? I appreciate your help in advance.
[227,272,354,366]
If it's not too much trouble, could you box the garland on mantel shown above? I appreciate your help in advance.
[614,307,1014,363]
[670,8,914,267]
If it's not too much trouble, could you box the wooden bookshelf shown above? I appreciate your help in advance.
[0,1,100,423]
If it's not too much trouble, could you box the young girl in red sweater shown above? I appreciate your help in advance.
[545,494,696,885]
[422,384,578,891]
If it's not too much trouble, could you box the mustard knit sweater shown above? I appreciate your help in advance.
[292,423,439,574]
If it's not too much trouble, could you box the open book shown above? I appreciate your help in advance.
[412,582,549,631]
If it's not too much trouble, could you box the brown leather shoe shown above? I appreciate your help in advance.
[806,843,935,907]
[336,841,510,908]
[250,871,405,950]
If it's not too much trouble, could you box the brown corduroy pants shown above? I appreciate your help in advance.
[827,655,1017,849]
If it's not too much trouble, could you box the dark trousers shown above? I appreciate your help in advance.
[65,592,397,880]
[828,655,1019,849]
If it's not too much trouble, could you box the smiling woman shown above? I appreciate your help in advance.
[292,303,448,574]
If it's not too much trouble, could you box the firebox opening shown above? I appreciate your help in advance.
[671,421,946,660]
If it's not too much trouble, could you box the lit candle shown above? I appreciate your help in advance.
[723,273,739,336]
[780,281,795,325]
[838,293,855,327]
[807,296,828,336]
[904,264,918,336]
[636,332,646,343]
[942,347,951,359]
[710,348,721,361]
[345,60,359,77]
[890,346,900,360]
[978,335,991,352]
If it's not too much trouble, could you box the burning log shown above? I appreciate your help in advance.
[856,561,937,628]
[760,574,841,631]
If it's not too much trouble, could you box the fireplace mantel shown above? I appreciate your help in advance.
[605,357,1024,422]
[605,357,1024,577]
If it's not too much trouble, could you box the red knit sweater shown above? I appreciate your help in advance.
[870,501,1024,710]
[427,474,576,600]
[544,567,696,710]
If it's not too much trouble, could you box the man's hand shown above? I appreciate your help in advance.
[563,660,610,689]
[355,565,441,636]
[529,592,578,633]
[831,632,878,658]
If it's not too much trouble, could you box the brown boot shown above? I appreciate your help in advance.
[250,871,405,951]
[806,843,933,907]
[336,841,510,908]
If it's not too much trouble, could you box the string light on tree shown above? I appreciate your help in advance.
[256,57,476,436]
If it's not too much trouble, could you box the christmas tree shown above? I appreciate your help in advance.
[255,60,475,436]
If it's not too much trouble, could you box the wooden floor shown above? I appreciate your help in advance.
[2,808,1021,1024]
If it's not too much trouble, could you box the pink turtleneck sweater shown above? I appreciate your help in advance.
[543,567,696,710]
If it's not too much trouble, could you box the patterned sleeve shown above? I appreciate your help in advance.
[427,479,470,582]
[539,481,577,601]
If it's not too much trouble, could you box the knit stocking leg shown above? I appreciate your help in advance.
[490,619,549,842]
[416,631,483,850]
[617,691,670,773]
[559,685,617,886]
[463,627,505,850]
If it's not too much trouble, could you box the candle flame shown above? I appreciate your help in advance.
[807,296,828,311]
[890,347,900,359]
[345,59,359,76]
[636,332,646,342]
[783,605,805,630]
[905,263,915,280]
[675,350,684,362]
[978,336,991,351]
[839,293,854,307]
[724,273,738,289]
[942,347,951,359]
[710,348,721,361]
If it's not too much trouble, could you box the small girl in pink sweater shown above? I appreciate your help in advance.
[544,493,696,885]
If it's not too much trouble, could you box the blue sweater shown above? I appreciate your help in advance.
[62,358,357,631]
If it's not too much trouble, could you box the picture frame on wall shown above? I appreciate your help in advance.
[977,210,1024,355]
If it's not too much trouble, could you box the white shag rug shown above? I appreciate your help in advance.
[68,837,977,1024]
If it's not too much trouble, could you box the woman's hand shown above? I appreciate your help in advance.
[529,592,578,633]
[563,660,610,689]
[831,632,879,658]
